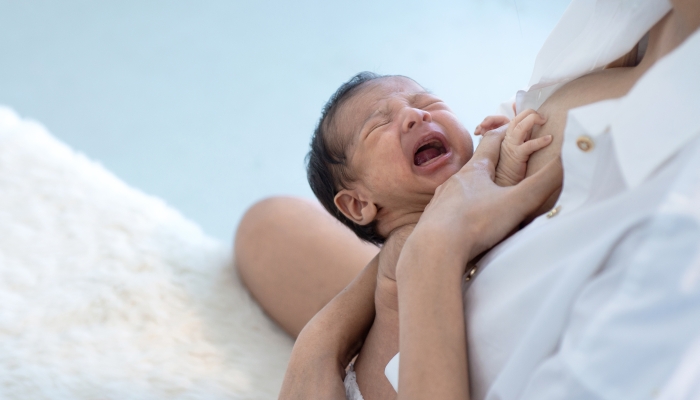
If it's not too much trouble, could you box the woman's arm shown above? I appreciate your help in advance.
[395,130,563,399]
[279,255,379,400]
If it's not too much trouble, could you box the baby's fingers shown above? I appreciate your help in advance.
[509,112,546,144]
[509,109,539,127]
[519,135,553,156]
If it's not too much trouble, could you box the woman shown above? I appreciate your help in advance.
[236,1,699,397]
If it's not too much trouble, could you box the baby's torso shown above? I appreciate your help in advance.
[354,226,413,400]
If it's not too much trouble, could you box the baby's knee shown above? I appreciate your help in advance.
[234,196,315,272]
[237,197,313,239]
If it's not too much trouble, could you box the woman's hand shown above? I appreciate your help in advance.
[414,127,562,268]
[394,129,562,400]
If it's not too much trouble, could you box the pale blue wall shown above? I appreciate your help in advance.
[0,0,569,241]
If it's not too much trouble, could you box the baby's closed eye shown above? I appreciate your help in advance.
[369,120,391,133]
[419,100,444,110]
[411,92,445,109]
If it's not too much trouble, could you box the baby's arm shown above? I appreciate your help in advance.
[494,109,551,187]
[474,114,511,136]
[353,225,414,400]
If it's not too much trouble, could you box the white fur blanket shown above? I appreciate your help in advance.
[0,106,293,399]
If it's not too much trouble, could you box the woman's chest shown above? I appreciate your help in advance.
[525,68,642,177]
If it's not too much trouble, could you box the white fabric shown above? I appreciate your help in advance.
[657,335,700,400]
[344,363,365,400]
[527,0,670,89]
[385,353,400,392]
[0,106,294,399]
[496,0,671,119]
[386,0,698,397]
[516,0,672,113]
[469,23,700,400]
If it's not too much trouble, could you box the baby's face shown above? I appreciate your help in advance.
[337,76,473,225]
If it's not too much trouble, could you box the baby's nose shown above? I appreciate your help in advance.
[403,108,431,132]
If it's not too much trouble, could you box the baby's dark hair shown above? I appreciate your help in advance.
[306,71,388,245]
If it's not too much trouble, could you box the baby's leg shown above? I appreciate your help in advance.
[235,196,379,337]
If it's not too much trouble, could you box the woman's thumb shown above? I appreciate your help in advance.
[471,126,507,171]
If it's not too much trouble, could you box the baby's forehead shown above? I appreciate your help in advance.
[352,77,427,108]
[337,77,427,134]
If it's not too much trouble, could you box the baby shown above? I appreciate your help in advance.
[306,72,550,399]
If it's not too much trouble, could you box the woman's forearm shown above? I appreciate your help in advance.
[396,233,472,400]
[279,256,378,399]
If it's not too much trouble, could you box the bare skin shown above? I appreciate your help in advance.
[353,225,410,400]
[235,196,378,337]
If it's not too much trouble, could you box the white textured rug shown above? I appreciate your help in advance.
[0,106,293,399]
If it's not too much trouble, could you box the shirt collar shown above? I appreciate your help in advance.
[568,28,700,189]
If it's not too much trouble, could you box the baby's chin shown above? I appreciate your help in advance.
[426,163,462,188]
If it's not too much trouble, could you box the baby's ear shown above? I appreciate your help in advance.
[334,189,377,226]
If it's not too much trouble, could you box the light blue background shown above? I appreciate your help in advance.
[0,0,569,241]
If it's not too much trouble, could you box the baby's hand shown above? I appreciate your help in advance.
[474,115,511,136]
[495,109,551,187]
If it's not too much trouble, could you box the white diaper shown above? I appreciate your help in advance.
[344,362,365,400]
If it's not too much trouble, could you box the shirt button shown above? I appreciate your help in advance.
[465,264,478,282]
[546,205,562,218]
[576,136,594,152]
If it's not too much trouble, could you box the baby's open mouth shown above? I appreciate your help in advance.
[414,139,447,166]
